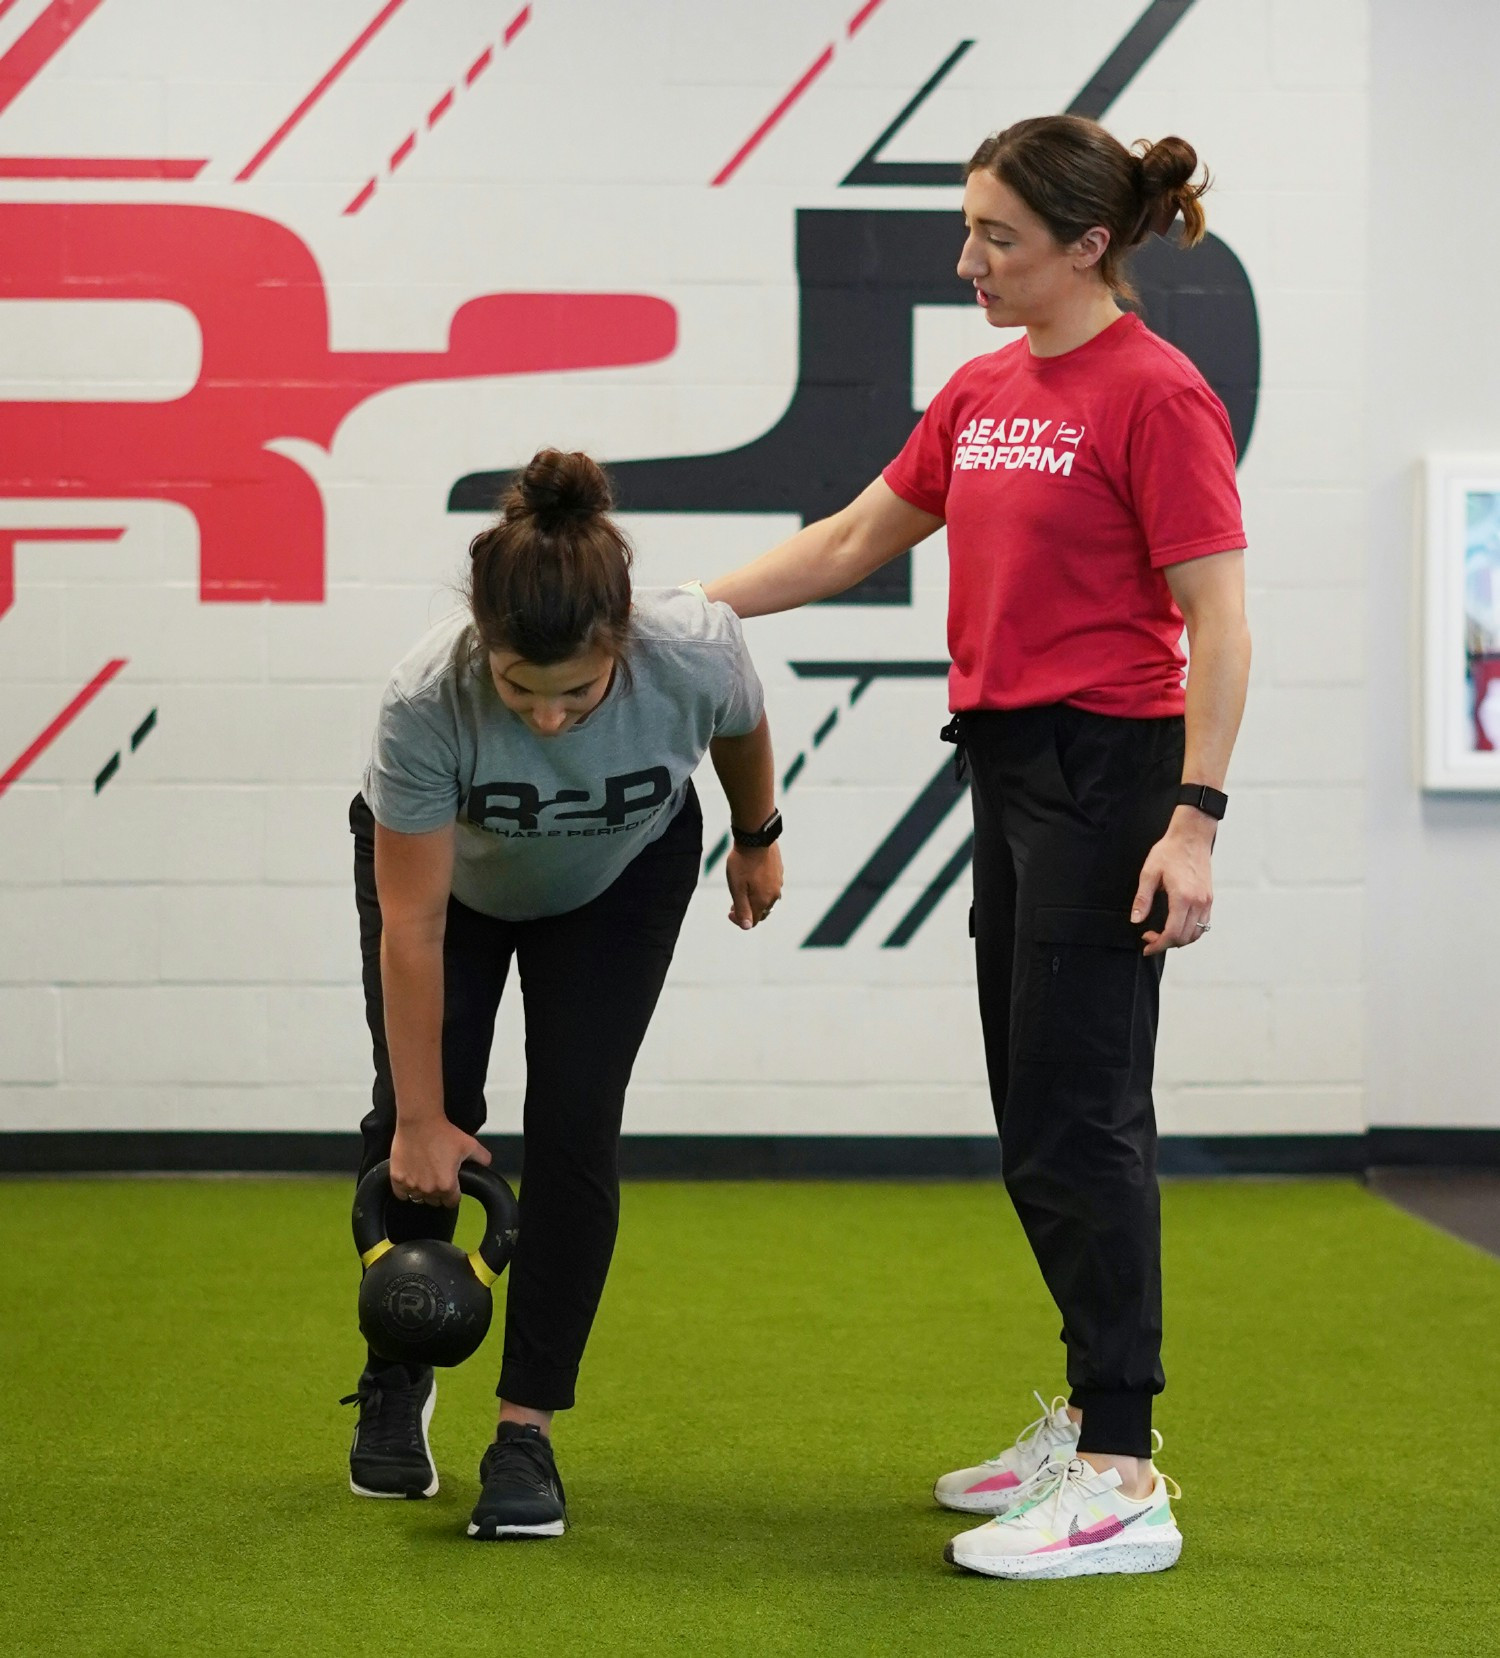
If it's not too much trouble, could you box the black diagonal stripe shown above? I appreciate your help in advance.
[130,708,157,751]
[883,831,974,948]
[94,752,120,794]
[803,759,970,948]
[703,832,731,875]
[840,40,975,187]
[1066,0,1199,119]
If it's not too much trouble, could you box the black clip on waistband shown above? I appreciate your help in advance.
[939,714,968,782]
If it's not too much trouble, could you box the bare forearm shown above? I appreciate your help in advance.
[705,515,857,618]
[1171,616,1251,839]
[1182,616,1250,786]
[379,931,446,1125]
[706,478,942,617]
[710,713,776,827]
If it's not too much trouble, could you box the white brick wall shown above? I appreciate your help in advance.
[1364,0,1500,1131]
[0,0,1378,1139]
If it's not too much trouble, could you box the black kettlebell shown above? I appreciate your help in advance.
[352,1159,520,1368]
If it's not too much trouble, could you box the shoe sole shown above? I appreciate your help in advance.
[944,1532,1183,1580]
[933,1482,1027,1516]
[466,1520,566,1540]
[349,1377,439,1501]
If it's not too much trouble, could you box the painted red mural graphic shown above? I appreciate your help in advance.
[0,203,677,609]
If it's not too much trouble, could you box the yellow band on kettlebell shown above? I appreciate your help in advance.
[360,1239,394,1268]
[467,1249,499,1287]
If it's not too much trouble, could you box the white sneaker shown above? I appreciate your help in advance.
[933,1392,1080,1514]
[945,1455,1183,1580]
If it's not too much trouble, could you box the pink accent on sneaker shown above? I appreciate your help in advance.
[1033,1513,1138,1554]
[966,1471,1022,1494]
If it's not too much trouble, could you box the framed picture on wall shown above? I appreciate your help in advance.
[1423,454,1500,790]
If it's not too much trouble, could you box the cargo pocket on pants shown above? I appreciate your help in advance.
[1019,906,1142,1066]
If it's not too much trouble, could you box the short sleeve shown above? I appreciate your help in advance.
[1128,385,1247,568]
[881,377,959,518]
[362,683,462,833]
[705,601,765,738]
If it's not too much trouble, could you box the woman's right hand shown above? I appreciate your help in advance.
[390,1115,492,1207]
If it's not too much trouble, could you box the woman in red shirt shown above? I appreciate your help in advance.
[707,115,1250,1581]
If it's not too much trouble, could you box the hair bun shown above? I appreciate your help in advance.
[512,447,613,531]
[1132,135,1209,246]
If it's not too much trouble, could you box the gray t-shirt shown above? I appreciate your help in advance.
[362,586,764,920]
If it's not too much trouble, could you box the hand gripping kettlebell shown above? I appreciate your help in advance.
[351,1159,520,1368]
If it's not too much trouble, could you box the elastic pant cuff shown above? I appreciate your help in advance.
[497,1360,577,1412]
[1070,1389,1154,1458]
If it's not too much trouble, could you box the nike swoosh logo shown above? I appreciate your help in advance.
[1066,1506,1152,1547]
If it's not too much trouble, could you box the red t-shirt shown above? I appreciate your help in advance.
[883,312,1245,718]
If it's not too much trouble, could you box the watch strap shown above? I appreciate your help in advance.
[1177,783,1228,821]
[731,809,783,849]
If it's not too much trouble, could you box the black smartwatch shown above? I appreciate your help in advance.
[731,809,783,849]
[1177,783,1228,821]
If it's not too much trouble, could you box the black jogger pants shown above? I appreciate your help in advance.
[349,785,702,1410]
[958,703,1184,1459]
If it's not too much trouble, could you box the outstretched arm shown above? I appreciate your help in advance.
[705,478,943,618]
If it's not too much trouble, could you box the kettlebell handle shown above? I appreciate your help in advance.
[351,1158,520,1286]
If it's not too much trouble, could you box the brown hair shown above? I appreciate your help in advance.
[465,447,633,670]
[966,115,1210,302]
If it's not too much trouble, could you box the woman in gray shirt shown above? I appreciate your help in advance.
[343,448,783,1540]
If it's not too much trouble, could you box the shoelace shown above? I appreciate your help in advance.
[339,1385,426,1458]
[1003,1444,1183,1528]
[483,1432,558,1495]
[1028,1457,1094,1535]
[983,1389,1072,1467]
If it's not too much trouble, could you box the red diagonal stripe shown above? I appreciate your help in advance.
[0,156,206,177]
[0,658,127,799]
[846,0,887,37]
[711,44,834,187]
[0,0,28,23]
[0,0,110,119]
[344,10,535,220]
[236,0,411,182]
[344,175,377,215]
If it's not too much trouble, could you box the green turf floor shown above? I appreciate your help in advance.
[2,1177,1496,1658]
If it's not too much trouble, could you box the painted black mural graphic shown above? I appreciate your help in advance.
[448,0,1258,948]
[449,209,1258,608]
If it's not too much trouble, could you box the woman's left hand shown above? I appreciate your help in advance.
[1131,809,1216,957]
[726,844,784,929]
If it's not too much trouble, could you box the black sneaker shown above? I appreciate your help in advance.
[467,1422,567,1539]
[340,1366,438,1499]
